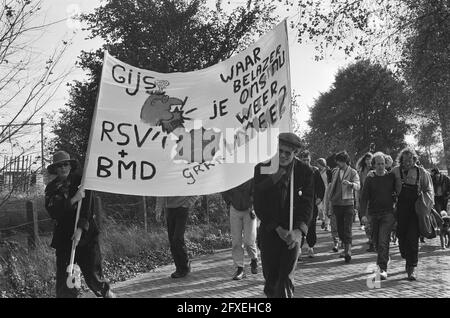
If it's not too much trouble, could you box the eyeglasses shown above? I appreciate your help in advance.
[55,162,70,168]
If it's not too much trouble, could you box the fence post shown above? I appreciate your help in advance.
[142,196,148,232]
[94,195,104,229]
[26,200,38,248]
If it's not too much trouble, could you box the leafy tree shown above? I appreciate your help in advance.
[0,0,69,207]
[401,1,450,174]
[415,121,441,167]
[51,0,277,165]
[282,0,450,173]
[305,59,409,164]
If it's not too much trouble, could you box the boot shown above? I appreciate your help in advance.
[250,259,258,274]
[344,243,352,263]
[232,266,245,280]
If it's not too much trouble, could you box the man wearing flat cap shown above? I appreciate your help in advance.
[253,132,314,298]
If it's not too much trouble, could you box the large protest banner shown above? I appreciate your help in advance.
[82,20,292,196]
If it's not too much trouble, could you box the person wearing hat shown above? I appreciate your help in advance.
[44,150,114,298]
[253,132,314,298]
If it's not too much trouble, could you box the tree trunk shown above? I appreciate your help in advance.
[438,107,450,175]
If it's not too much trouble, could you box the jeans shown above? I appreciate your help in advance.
[166,207,189,272]
[370,212,395,271]
[230,205,258,268]
[333,205,354,245]
[305,205,319,248]
[329,210,339,244]
[435,196,449,213]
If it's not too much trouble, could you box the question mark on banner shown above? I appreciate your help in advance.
[66,4,81,30]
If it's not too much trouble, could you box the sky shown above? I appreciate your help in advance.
[0,0,366,159]
[34,0,352,130]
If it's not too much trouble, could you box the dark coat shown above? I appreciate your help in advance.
[253,158,314,235]
[222,179,253,211]
[432,173,450,199]
[312,166,325,202]
[44,172,99,251]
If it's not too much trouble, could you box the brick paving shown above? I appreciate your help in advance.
[85,222,450,298]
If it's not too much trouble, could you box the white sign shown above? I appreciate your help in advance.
[82,20,292,196]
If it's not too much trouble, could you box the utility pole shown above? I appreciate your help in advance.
[40,118,44,171]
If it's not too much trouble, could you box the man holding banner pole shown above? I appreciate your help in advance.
[253,133,314,298]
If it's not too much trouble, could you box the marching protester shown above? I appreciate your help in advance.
[385,155,394,172]
[392,148,434,281]
[430,168,450,213]
[222,179,258,280]
[360,152,396,280]
[316,158,333,232]
[356,152,375,251]
[45,150,115,298]
[156,196,197,278]
[253,132,314,298]
[328,151,360,263]
[298,150,325,258]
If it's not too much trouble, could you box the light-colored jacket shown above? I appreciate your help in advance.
[328,166,361,203]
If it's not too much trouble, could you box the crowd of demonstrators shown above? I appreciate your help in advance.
[44,139,447,298]
[222,179,258,280]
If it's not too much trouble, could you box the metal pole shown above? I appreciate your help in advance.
[40,118,44,172]
[142,196,147,232]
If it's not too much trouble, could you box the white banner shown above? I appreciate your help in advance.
[82,20,292,196]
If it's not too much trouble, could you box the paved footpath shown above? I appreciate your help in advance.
[86,222,450,298]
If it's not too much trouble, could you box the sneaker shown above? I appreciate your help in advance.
[406,266,417,281]
[232,267,245,280]
[308,248,315,258]
[104,290,116,298]
[360,225,365,231]
[379,270,388,281]
[344,254,351,263]
[332,243,339,252]
[250,259,258,274]
[171,270,188,278]
[321,221,325,229]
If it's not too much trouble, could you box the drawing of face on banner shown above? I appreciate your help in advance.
[83,20,292,196]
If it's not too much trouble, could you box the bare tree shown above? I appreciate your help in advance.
[0,0,71,206]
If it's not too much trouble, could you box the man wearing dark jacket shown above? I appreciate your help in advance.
[298,150,325,258]
[431,168,450,213]
[222,179,258,280]
[45,150,114,298]
[253,132,314,298]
